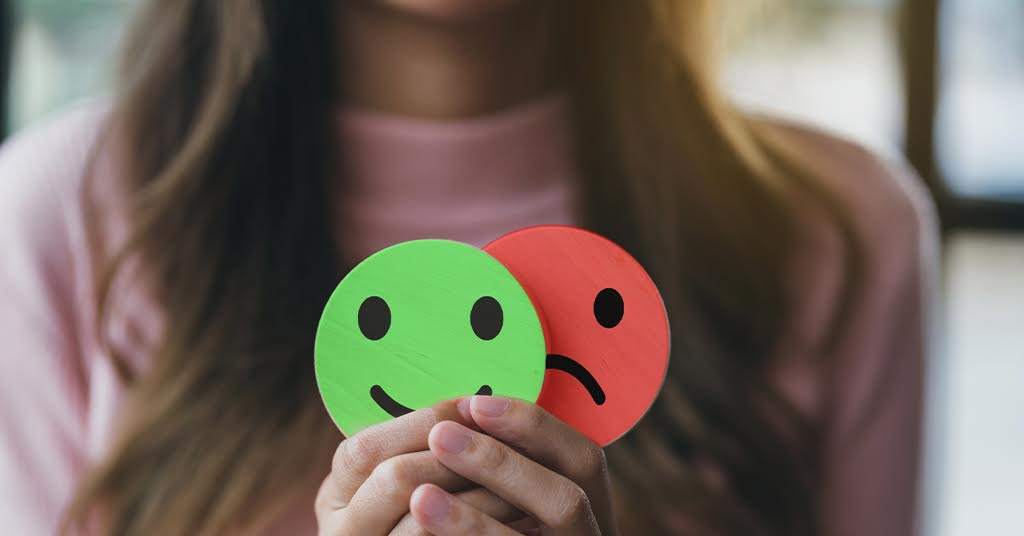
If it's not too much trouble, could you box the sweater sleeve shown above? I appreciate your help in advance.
[819,156,939,536]
[0,106,106,533]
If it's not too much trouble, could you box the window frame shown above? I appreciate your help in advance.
[901,0,1024,233]
[0,0,11,137]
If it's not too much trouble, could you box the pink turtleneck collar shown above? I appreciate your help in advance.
[335,93,579,263]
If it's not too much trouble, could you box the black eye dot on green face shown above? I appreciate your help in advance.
[594,288,624,328]
[471,296,503,340]
[358,296,391,340]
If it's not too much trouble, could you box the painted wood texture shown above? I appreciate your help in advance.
[484,225,670,446]
[315,239,546,436]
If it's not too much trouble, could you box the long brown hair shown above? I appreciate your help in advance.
[66,1,858,534]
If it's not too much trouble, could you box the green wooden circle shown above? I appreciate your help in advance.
[315,239,546,436]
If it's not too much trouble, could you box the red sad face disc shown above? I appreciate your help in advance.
[484,225,670,446]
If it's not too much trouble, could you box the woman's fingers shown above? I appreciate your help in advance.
[460,396,615,531]
[390,487,526,535]
[409,484,520,536]
[449,488,526,523]
[428,421,602,533]
[327,399,470,507]
[326,451,470,534]
[461,396,608,487]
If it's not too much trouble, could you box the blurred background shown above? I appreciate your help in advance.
[1,0,1020,534]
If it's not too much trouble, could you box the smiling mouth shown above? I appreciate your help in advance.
[546,354,606,405]
[370,355,604,417]
[370,384,493,418]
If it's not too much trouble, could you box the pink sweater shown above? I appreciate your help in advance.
[0,96,936,535]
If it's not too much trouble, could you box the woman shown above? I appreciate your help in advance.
[0,0,935,534]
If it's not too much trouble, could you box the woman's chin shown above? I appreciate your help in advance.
[371,0,530,23]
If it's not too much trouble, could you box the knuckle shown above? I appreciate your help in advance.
[499,401,545,441]
[476,438,512,473]
[459,505,489,534]
[550,483,589,529]
[523,403,547,430]
[371,456,419,494]
[427,401,456,421]
[507,400,545,433]
[572,444,608,481]
[421,405,442,424]
[333,435,378,476]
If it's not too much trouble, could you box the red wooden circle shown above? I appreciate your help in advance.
[484,225,670,446]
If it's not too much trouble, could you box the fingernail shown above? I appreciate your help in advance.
[456,397,472,420]
[434,422,471,454]
[472,396,510,417]
[417,486,451,524]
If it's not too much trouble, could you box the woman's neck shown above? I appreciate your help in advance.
[334,2,561,119]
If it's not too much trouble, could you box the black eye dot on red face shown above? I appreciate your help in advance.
[593,288,624,328]
[358,296,391,340]
[471,296,503,340]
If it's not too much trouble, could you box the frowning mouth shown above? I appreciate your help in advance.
[370,384,493,418]
[546,354,606,405]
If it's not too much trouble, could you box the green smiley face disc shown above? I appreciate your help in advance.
[315,239,546,436]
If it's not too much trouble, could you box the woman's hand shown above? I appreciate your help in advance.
[404,396,616,535]
[315,396,615,535]
[315,400,521,535]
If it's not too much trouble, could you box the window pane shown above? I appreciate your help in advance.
[7,0,131,131]
[724,0,904,157]
[937,0,1024,197]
